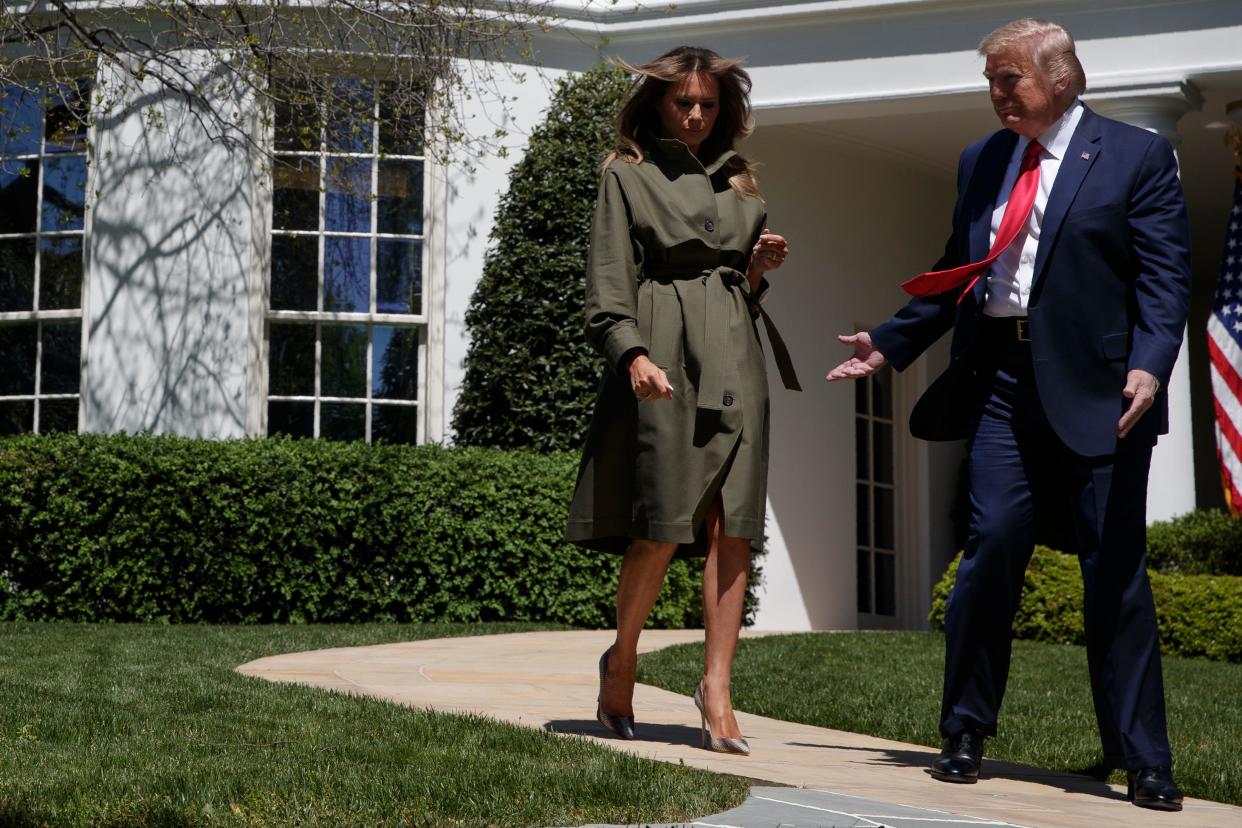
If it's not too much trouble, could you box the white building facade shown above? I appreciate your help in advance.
[3,0,1240,631]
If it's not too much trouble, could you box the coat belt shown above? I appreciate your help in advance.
[644,266,802,410]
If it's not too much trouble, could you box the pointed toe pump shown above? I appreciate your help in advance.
[596,648,636,740]
[693,681,749,755]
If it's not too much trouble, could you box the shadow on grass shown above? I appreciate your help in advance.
[544,718,704,749]
[0,803,198,828]
[787,741,1127,802]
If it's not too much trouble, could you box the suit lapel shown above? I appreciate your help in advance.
[1031,106,1103,292]
[965,131,1017,307]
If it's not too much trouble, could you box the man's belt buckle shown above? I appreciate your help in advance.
[1016,318,1031,342]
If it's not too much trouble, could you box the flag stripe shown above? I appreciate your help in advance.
[1208,324,1242,399]
[1209,170,1242,515]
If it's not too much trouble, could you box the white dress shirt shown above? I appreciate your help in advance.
[983,99,1085,317]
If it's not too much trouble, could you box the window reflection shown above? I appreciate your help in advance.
[378,83,424,156]
[0,84,42,156]
[372,404,417,444]
[321,324,367,398]
[0,163,38,234]
[326,81,374,154]
[376,239,421,314]
[0,401,33,435]
[270,234,318,311]
[377,160,422,235]
[323,236,370,312]
[321,401,365,441]
[269,323,315,396]
[273,157,318,232]
[268,400,314,438]
[0,324,37,395]
[43,82,90,154]
[40,236,83,310]
[42,154,87,232]
[373,325,418,400]
[324,157,370,233]
[274,93,321,153]
[39,398,78,432]
[41,322,81,394]
[0,238,35,312]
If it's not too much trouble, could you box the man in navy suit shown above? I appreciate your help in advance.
[828,18,1190,811]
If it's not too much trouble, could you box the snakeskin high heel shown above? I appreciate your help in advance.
[596,647,635,740]
[693,680,749,755]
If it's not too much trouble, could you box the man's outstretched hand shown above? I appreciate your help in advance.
[827,332,888,381]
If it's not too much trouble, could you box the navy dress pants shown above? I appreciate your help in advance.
[940,333,1172,771]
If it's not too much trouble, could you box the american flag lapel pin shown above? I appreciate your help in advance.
[1081,151,1091,160]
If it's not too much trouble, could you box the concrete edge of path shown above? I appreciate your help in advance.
[236,628,1238,828]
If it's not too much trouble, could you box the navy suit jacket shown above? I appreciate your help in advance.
[871,105,1192,457]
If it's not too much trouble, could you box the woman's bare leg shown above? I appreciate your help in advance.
[601,538,678,717]
[700,496,750,740]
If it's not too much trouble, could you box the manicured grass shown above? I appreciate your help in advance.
[638,631,1242,805]
[0,623,747,827]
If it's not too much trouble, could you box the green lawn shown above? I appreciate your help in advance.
[0,623,746,827]
[638,631,1242,805]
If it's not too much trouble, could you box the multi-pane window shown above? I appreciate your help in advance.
[856,369,896,617]
[0,82,90,435]
[267,81,425,443]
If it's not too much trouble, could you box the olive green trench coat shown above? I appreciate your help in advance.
[564,137,800,557]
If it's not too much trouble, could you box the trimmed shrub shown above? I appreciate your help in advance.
[452,64,630,451]
[929,547,1242,662]
[1146,508,1242,575]
[0,433,706,627]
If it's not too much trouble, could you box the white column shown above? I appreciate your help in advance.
[1086,82,1202,523]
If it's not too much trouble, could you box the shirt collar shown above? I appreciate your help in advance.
[1024,98,1084,161]
[648,133,737,174]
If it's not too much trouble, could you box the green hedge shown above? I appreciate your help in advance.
[1146,509,1242,575]
[0,433,714,626]
[929,547,1242,662]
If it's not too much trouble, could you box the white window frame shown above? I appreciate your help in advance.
[248,80,446,444]
[855,364,900,626]
[0,80,94,434]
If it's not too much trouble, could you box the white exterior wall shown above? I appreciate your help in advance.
[741,126,958,630]
[85,55,255,437]
[439,63,574,431]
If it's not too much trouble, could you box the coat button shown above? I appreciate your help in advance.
[722,394,734,407]
[704,219,715,232]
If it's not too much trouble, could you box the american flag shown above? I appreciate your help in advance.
[1208,167,1242,515]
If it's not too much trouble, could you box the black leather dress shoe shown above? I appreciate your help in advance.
[1127,766,1183,811]
[930,730,985,783]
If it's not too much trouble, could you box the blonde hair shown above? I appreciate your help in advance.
[603,46,761,199]
[978,18,1087,97]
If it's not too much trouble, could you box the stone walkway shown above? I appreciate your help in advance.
[237,629,1239,828]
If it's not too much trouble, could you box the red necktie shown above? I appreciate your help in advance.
[901,140,1044,302]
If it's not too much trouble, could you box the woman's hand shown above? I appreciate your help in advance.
[747,228,788,286]
[628,353,675,401]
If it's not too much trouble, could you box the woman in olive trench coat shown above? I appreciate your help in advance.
[565,46,800,754]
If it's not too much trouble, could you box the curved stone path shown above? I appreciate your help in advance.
[237,629,1238,828]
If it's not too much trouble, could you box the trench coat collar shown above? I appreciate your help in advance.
[647,132,737,175]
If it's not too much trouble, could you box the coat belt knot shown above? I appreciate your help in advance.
[645,265,801,411]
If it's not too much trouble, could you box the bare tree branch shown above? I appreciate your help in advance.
[0,0,565,167]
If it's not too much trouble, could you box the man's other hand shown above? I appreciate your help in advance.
[827,332,888,381]
[1118,369,1160,439]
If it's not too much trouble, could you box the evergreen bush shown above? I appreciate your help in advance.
[452,65,630,451]
[1145,508,1242,575]
[928,546,1242,662]
[0,433,707,626]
